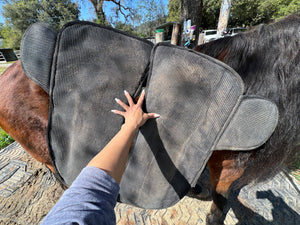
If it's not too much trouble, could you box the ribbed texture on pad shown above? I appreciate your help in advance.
[21,23,58,93]
[48,22,153,186]
[214,96,278,150]
[119,44,244,208]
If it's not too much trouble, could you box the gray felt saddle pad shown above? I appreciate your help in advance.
[119,44,278,208]
[21,21,153,185]
[20,21,278,209]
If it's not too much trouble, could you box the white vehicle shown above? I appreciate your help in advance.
[199,30,222,44]
[223,27,247,36]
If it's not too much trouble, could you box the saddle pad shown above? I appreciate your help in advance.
[21,23,278,208]
[22,21,153,186]
[119,43,278,209]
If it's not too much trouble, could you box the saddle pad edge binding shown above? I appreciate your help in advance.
[62,20,154,47]
[47,23,69,186]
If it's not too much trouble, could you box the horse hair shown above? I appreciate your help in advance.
[195,14,300,184]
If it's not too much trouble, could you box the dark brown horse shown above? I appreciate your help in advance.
[194,14,300,223]
[0,14,299,224]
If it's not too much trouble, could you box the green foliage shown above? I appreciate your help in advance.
[0,128,14,150]
[38,0,80,30]
[167,0,181,22]
[2,0,40,33]
[257,0,300,22]
[1,0,79,49]
[230,0,261,27]
[0,25,22,49]
[201,0,222,29]
[277,0,300,18]
[199,0,300,29]
[114,21,139,36]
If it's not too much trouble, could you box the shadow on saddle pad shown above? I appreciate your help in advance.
[20,21,278,209]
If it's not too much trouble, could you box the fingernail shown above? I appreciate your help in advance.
[154,114,160,118]
[111,110,116,113]
[142,89,145,94]
[115,98,119,102]
[124,90,128,95]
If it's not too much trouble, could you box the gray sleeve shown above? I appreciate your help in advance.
[40,166,120,225]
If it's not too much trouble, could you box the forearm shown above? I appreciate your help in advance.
[87,124,137,184]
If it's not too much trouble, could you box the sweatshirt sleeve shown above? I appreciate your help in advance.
[40,166,120,225]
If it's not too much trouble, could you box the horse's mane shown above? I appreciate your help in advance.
[195,14,300,184]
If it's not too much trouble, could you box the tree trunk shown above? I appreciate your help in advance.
[180,0,203,46]
[90,0,106,25]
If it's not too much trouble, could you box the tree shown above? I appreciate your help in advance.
[0,25,22,49]
[38,0,80,30]
[201,0,221,29]
[200,0,257,29]
[180,0,300,33]
[229,0,260,27]
[114,21,139,36]
[167,0,181,22]
[180,0,203,44]
[2,0,40,34]
[133,0,167,37]
[276,0,300,18]
[88,0,134,25]
[256,0,300,23]
[1,0,79,49]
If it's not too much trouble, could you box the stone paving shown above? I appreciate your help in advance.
[0,142,299,224]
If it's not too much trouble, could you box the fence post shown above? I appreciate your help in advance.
[171,23,181,45]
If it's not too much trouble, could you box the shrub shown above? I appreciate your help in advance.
[0,128,14,149]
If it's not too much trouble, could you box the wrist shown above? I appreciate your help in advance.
[121,123,138,134]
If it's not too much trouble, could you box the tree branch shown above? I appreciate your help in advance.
[110,0,134,21]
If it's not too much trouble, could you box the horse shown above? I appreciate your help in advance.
[0,61,52,172]
[194,13,300,223]
[0,14,299,224]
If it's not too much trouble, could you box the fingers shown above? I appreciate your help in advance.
[115,98,129,111]
[112,90,160,124]
[145,113,160,119]
[111,110,125,117]
[137,89,145,107]
[124,90,134,106]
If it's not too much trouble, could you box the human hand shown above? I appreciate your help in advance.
[111,90,160,131]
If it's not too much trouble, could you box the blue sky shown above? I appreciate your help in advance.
[0,0,168,25]
[0,0,102,24]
